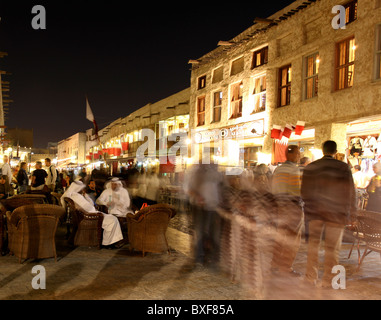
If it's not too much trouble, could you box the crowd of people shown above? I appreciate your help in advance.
[183,140,376,290]
[0,156,172,249]
[2,139,380,287]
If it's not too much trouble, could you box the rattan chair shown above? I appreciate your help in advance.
[6,204,65,263]
[356,213,381,271]
[0,197,39,256]
[347,210,381,264]
[63,197,104,249]
[51,192,63,206]
[127,203,176,256]
[1,197,37,212]
[8,194,48,205]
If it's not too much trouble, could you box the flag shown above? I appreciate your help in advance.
[295,121,305,135]
[86,97,99,140]
[271,125,282,139]
[283,124,293,139]
[86,98,94,123]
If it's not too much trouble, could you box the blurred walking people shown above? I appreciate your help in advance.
[145,171,160,205]
[271,145,304,276]
[365,162,381,213]
[137,169,147,197]
[301,140,356,287]
[16,162,29,193]
[253,164,271,194]
[240,167,255,191]
[133,168,161,208]
[352,165,370,209]
[184,163,225,267]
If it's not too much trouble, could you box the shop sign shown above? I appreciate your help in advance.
[193,119,264,144]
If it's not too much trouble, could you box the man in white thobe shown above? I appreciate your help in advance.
[96,178,132,217]
[61,181,123,246]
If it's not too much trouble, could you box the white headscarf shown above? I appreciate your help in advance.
[104,177,123,191]
[61,181,86,206]
[61,180,98,213]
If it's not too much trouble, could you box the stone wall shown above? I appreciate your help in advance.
[189,0,381,154]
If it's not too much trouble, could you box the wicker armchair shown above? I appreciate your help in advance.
[347,210,381,264]
[1,197,37,212]
[63,197,104,249]
[51,192,63,206]
[6,204,65,263]
[7,194,48,205]
[127,203,176,256]
[356,212,381,271]
[0,197,39,256]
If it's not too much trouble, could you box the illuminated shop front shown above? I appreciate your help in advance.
[190,119,266,170]
[85,116,189,176]
[1,146,33,168]
[346,117,381,176]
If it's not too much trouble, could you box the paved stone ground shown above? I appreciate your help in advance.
[169,210,193,235]
[0,225,242,301]
[1,222,381,301]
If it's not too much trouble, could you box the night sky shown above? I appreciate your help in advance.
[0,0,294,148]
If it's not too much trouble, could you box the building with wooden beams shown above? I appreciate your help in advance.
[188,0,381,173]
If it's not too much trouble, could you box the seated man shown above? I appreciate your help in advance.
[0,175,14,199]
[96,177,133,217]
[61,181,123,247]
[85,179,102,205]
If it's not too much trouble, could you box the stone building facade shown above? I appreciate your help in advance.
[57,132,87,168]
[85,88,190,173]
[189,0,381,168]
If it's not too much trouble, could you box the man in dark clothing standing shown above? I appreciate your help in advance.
[31,161,48,191]
[301,140,356,287]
